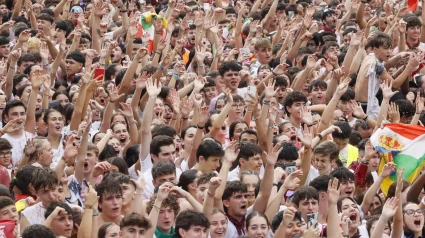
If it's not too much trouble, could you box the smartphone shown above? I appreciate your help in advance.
[307,213,318,228]
[94,68,105,81]
[284,162,296,175]
[240,48,249,55]
[247,86,257,97]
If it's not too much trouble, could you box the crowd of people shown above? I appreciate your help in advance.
[0,0,423,237]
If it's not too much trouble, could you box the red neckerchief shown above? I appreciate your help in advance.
[227,213,245,236]
[184,43,193,51]
[406,39,420,49]
[322,26,336,34]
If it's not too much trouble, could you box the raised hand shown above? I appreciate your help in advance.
[193,93,203,108]
[157,182,173,201]
[282,170,302,190]
[180,96,192,119]
[208,177,222,195]
[91,161,112,178]
[133,170,147,194]
[380,162,396,178]
[415,91,424,114]
[321,125,342,137]
[264,143,282,166]
[348,100,367,119]
[336,77,351,96]
[300,107,313,125]
[63,135,78,163]
[9,49,21,63]
[30,68,44,89]
[3,120,22,135]
[350,30,364,46]
[299,124,313,148]
[24,139,36,156]
[146,78,162,97]
[263,78,277,99]
[128,20,138,38]
[268,106,278,123]
[388,102,400,123]
[381,197,399,219]
[136,72,148,90]
[282,207,298,226]
[193,76,206,92]
[328,177,340,205]
[108,84,125,103]
[85,185,99,208]
[380,79,398,99]
[224,141,239,163]
[195,45,206,63]
[118,103,133,119]
[224,88,233,104]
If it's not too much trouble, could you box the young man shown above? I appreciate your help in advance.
[309,175,332,224]
[94,180,124,232]
[321,9,337,33]
[16,54,35,74]
[308,80,328,105]
[65,51,85,83]
[284,91,308,138]
[145,161,177,199]
[355,32,419,118]
[239,129,258,145]
[291,186,319,223]
[142,136,181,199]
[194,140,224,174]
[0,197,18,221]
[223,181,248,237]
[103,173,138,216]
[312,141,340,176]
[120,212,152,237]
[0,37,10,59]
[146,192,180,237]
[338,88,357,127]
[20,168,59,234]
[37,13,54,37]
[330,167,355,198]
[174,210,210,238]
[332,121,359,168]
[201,78,218,106]
[250,38,272,77]
[227,143,262,181]
[0,138,12,187]
[22,224,55,238]
[44,202,74,238]
[1,100,35,167]
[195,172,217,204]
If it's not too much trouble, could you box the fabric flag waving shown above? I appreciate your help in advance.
[369,123,425,195]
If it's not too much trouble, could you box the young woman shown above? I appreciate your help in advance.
[229,120,249,141]
[209,208,227,238]
[240,170,260,207]
[337,196,364,238]
[43,109,65,167]
[177,169,201,199]
[97,222,121,238]
[401,202,425,238]
[245,211,270,238]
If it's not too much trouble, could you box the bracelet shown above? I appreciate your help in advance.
[153,204,161,210]
[9,66,14,70]
[93,210,99,216]
[263,99,271,105]
[155,51,161,54]
[268,125,274,129]
[172,118,177,120]
[134,191,143,195]
[306,124,313,127]
[120,9,127,12]
[84,204,93,209]
[246,110,253,113]
[198,64,205,68]
[317,133,323,140]
[197,124,205,129]
[159,65,164,70]
[130,119,138,125]
[416,112,422,114]
[273,183,279,187]
[272,71,277,76]
[362,115,368,121]
[182,117,189,120]
[0,130,4,136]
[155,31,162,34]
[110,100,115,103]
[207,191,215,197]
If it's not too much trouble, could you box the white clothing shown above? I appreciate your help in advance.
[208,88,249,111]
[21,202,46,225]
[224,219,245,238]
[305,166,320,185]
[227,166,265,181]
[2,131,35,168]
[50,136,65,169]
[128,154,153,180]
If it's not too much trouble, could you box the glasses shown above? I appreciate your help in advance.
[404,209,425,216]
[0,151,11,158]
[232,104,245,109]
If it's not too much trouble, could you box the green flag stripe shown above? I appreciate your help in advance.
[389,154,425,181]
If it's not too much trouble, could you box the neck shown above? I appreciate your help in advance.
[101,213,121,224]
[349,228,357,237]
[318,204,328,224]
[406,37,419,47]
[228,211,243,222]
[121,203,131,216]
[414,231,422,238]
[158,226,172,234]
[289,115,301,127]
[237,166,246,178]
[47,133,61,148]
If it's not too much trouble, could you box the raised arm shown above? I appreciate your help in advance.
[24,69,45,134]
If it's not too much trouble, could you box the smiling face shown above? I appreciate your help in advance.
[209,212,227,238]
[40,140,54,167]
[113,123,129,146]
[339,179,355,198]
[406,25,421,42]
[285,217,305,238]
[47,111,64,136]
[240,154,263,173]
[246,215,269,238]
[314,154,333,175]
[104,224,121,238]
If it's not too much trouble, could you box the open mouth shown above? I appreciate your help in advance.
[240,205,247,210]
[55,125,61,130]
[345,191,353,196]
[84,162,88,169]
[290,135,297,141]
[112,207,119,212]
[414,218,421,226]
[119,137,126,143]
[100,98,105,104]
[349,213,357,222]
[17,120,23,125]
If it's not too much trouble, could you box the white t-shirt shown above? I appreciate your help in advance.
[2,131,35,168]
[128,154,153,180]
[305,166,320,185]
[227,166,265,181]
[208,88,249,111]
[21,202,46,225]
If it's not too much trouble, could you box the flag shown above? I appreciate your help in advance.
[408,0,418,11]
[369,123,425,195]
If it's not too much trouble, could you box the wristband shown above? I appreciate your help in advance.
[197,124,205,129]
[362,115,368,121]
[273,183,279,187]
[306,124,313,127]
[134,191,143,195]
[263,99,271,105]
[182,117,189,120]
[130,119,138,125]
[317,133,323,140]
[84,204,93,209]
